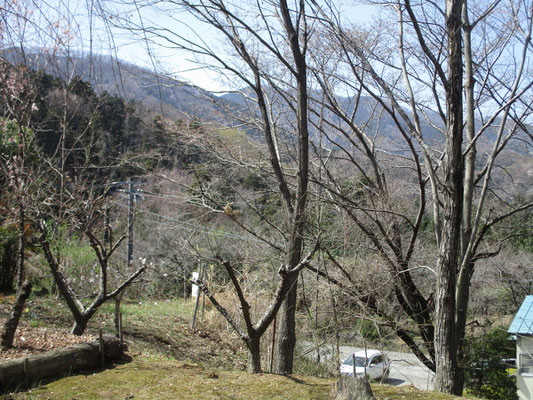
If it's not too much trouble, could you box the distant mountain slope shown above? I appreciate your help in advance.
[3,48,440,146]
[220,89,446,150]
[2,48,529,157]
[1,47,231,122]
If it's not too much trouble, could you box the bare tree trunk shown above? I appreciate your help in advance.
[455,0,475,371]
[114,297,122,334]
[330,375,375,400]
[434,0,464,395]
[0,233,17,293]
[71,317,89,336]
[455,260,474,367]
[16,201,25,289]
[273,0,309,375]
[275,272,298,374]
[247,334,262,373]
[1,280,32,348]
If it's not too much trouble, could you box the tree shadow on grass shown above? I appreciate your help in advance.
[285,375,306,384]
[383,377,405,386]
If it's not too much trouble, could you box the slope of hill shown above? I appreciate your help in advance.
[1,47,230,122]
[2,47,529,159]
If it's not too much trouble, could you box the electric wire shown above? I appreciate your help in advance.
[114,201,266,243]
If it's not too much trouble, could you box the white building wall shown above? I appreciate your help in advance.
[517,336,533,400]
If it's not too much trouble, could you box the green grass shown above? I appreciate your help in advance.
[7,359,329,400]
[2,358,478,400]
[99,299,195,322]
[2,298,481,399]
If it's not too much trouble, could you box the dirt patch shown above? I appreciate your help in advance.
[0,297,95,362]
[0,297,246,371]
[0,317,95,362]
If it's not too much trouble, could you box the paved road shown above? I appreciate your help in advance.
[303,342,434,390]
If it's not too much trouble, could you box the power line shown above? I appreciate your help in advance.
[132,188,282,211]
[114,202,266,243]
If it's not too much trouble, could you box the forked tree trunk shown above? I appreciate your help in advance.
[273,0,309,374]
[71,317,89,336]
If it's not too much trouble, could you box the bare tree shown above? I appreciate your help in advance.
[0,2,149,336]
[29,72,147,335]
[37,197,146,335]
[0,59,36,292]
[98,0,316,372]
[305,0,532,394]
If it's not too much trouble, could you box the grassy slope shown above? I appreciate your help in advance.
[1,298,475,400]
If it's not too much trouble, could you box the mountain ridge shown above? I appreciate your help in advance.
[2,47,530,158]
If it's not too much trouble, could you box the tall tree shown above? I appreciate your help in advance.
[102,0,314,372]
[307,0,532,394]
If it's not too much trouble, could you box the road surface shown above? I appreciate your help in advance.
[302,342,434,390]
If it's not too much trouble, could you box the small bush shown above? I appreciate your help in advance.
[464,327,517,400]
[0,226,18,293]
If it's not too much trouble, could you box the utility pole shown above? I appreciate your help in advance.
[114,180,140,334]
[127,181,134,269]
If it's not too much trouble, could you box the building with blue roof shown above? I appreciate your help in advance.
[508,295,533,400]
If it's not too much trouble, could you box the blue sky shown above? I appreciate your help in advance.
[67,1,381,91]
[1,0,381,91]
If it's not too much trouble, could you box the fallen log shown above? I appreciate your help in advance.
[0,334,124,389]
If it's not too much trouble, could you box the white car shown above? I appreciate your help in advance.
[340,350,390,381]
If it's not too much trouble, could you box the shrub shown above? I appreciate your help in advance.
[464,327,517,400]
[0,226,18,293]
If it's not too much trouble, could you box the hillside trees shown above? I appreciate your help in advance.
[1,0,151,333]
[104,0,317,372]
[31,65,150,335]
[0,59,39,293]
[306,0,532,394]
[96,0,533,385]
[1,63,148,335]
[5,0,523,390]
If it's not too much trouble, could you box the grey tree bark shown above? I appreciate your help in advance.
[274,0,309,375]
[434,1,464,394]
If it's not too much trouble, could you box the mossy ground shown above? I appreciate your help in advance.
[1,298,478,399]
[3,359,470,400]
[6,359,329,400]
